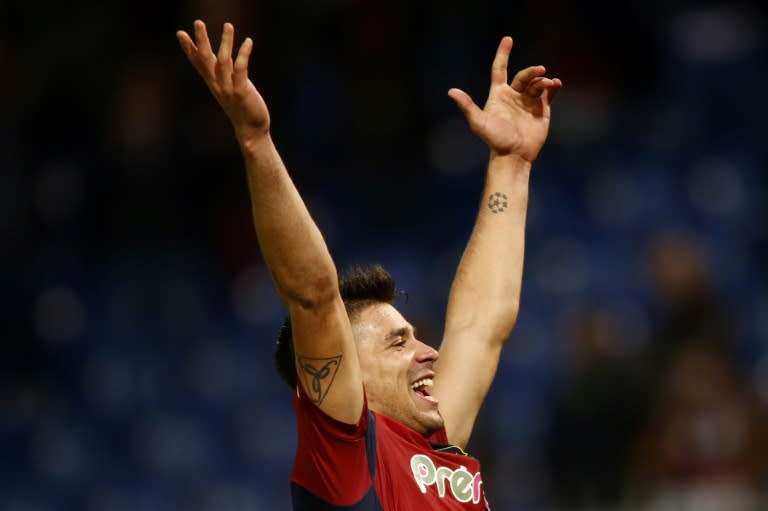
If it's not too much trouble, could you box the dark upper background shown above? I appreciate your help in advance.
[2,1,768,510]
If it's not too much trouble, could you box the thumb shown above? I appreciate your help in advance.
[448,88,482,125]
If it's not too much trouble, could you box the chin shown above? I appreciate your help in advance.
[417,410,444,436]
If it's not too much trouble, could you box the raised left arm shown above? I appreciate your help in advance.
[431,36,562,449]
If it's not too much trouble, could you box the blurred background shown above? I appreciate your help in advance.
[2,0,768,510]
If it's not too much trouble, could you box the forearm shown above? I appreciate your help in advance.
[240,134,338,307]
[445,152,531,341]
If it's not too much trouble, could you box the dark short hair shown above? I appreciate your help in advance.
[274,264,396,389]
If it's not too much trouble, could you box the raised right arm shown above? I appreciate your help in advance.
[177,20,363,424]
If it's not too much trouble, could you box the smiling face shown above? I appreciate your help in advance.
[352,302,443,436]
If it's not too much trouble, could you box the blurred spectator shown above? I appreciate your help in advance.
[545,303,642,510]
[622,227,768,509]
[641,229,734,388]
[627,344,768,510]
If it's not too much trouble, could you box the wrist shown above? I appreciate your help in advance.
[488,151,533,179]
[238,130,274,157]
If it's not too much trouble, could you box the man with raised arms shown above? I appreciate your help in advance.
[177,20,561,510]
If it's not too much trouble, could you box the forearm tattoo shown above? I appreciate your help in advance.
[296,354,342,405]
[488,192,509,213]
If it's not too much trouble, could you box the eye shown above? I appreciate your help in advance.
[392,338,406,349]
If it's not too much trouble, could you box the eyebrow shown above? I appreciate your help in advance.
[384,326,414,342]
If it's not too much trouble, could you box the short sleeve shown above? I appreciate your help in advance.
[290,384,372,506]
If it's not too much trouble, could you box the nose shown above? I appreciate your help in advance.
[414,339,439,363]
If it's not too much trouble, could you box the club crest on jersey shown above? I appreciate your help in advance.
[410,454,484,504]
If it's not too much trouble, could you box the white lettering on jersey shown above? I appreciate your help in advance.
[410,454,484,504]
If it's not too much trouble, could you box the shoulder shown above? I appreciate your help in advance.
[293,383,368,441]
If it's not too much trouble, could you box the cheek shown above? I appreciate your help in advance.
[358,354,383,390]
[361,358,388,384]
[360,355,402,392]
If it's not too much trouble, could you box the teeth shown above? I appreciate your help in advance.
[411,378,434,390]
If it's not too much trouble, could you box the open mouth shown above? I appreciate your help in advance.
[411,377,438,405]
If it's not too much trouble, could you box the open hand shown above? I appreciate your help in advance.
[177,21,270,142]
[449,37,562,162]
